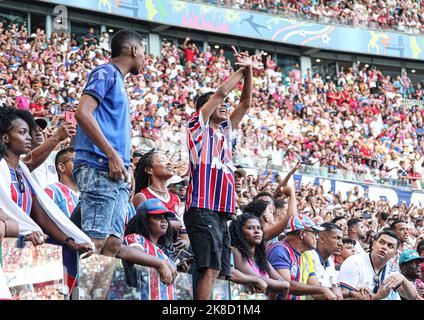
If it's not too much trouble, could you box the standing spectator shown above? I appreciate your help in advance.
[184,48,256,300]
[73,29,145,256]
[82,27,98,47]
[183,37,199,63]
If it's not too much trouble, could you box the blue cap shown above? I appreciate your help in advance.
[399,249,424,265]
[285,215,325,233]
[137,198,175,218]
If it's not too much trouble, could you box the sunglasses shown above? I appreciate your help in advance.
[14,169,25,193]
[372,275,381,294]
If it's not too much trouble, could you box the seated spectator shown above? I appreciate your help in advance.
[229,212,290,299]
[334,238,357,271]
[309,222,344,299]
[347,218,368,255]
[0,106,92,252]
[339,230,420,300]
[266,215,337,300]
[123,199,182,300]
[44,146,78,218]
[398,249,424,299]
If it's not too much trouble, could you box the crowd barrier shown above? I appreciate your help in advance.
[1,239,266,300]
[240,166,424,207]
[1,238,67,300]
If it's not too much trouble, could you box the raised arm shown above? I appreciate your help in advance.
[230,65,252,128]
[23,123,75,172]
[200,66,246,124]
[230,50,263,128]
[274,161,303,199]
[264,186,297,242]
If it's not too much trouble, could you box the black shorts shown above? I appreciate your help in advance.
[184,207,231,277]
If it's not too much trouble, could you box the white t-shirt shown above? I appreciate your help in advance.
[338,253,400,300]
[0,267,11,299]
[31,151,59,189]
[310,249,338,288]
[354,241,367,255]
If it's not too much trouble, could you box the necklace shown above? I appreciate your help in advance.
[148,185,168,194]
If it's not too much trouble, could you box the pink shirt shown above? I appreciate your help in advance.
[16,95,30,110]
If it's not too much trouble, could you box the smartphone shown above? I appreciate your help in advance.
[174,249,194,266]
[65,111,77,126]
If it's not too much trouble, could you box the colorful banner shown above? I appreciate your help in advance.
[38,0,424,61]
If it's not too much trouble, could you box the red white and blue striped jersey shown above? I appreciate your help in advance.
[186,111,236,214]
[44,182,79,218]
[123,233,176,300]
[10,167,35,216]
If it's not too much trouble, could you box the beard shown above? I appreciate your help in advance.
[130,67,140,76]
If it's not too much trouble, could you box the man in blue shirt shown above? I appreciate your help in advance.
[74,29,145,257]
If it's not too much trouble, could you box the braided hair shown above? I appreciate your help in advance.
[134,149,156,193]
[229,213,270,274]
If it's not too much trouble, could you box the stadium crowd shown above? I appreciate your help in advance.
[201,0,424,34]
[2,23,424,189]
[0,23,423,300]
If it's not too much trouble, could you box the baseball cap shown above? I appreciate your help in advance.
[35,118,48,130]
[399,249,424,265]
[285,215,325,234]
[137,198,174,218]
[166,175,183,187]
[235,168,247,178]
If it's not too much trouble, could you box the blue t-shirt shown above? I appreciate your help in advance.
[74,63,131,171]
[267,241,316,300]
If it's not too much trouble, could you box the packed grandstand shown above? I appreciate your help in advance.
[0,0,423,301]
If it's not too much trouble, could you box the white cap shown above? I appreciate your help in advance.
[166,175,183,187]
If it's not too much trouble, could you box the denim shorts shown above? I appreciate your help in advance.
[73,163,130,240]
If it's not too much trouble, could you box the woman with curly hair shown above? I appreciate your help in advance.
[0,106,92,252]
[230,212,290,299]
